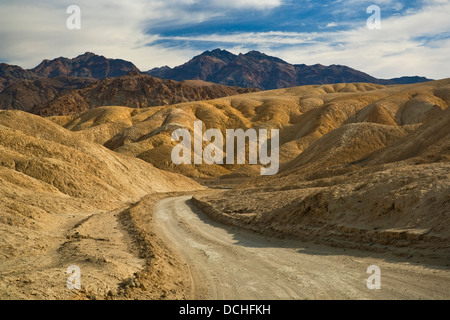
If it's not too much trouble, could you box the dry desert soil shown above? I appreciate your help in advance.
[0,79,449,299]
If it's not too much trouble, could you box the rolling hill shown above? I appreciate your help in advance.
[1,77,449,299]
[0,109,203,299]
[52,79,449,178]
[45,78,449,258]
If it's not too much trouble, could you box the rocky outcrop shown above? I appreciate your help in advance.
[31,72,258,116]
[0,76,96,112]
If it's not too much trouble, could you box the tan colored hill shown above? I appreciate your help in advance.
[45,77,450,259]
[41,79,450,256]
[2,78,449,299]
[0,110,198,201]
[190,80,450,258]
[55,80,449,180]
[0,110,203,299]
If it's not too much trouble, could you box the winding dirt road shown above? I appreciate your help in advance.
[154,195,450,300]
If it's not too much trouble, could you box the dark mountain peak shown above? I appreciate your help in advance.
[200,48,235,62]
[387,76,433,85]
[0,63,33,76]
[145,49,434,90]
[30,52,139,79]
[210,48,228,54]
[244,50,265,58]
[80,51,97,57]
[72,52,101,62]
[146,49,237,82]
[243,50,288,64]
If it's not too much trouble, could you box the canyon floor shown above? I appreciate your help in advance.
[1,190,448,300]
[154,195,450,300]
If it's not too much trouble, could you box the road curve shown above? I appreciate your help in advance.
[153,195,450,300]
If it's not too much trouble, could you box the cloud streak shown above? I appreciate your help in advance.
[156,31,319,45]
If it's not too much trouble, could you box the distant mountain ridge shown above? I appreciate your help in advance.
[0,76,97,112]
[1,50,433,93]
[0,63,38,92]
[31,52,140,79]
[0,53,257,115]
[0,52,139,93]
[146,48,433,90]
[30,72,258,116]
[0,50,434,115]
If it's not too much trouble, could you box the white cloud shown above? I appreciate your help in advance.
[157,0,450,79]
[209,0,281,9]
[320,0,450,79]
[393,2,403,11]
[0,0,448,80]
[0,0,282,70]
[0,0,161,68]
[159,31,319,45]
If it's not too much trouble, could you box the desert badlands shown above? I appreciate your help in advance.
[0,79,449,300]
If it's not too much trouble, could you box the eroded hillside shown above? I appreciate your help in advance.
[0,110,203,299]
[2,79,449,299]
[47,79,450,260]
[54,79,449,179]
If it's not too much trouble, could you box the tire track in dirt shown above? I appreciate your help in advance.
[153,195,450,300]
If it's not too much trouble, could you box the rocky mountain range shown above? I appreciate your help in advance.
[0,50,433,115]
[0,53,140,112]
[0,52,138,91]
[0,76,97,112]
[30,52,140,79]
[146,49,433,90]
[0,53,258,116]
[0,63,38,92]
[31,72,258,116]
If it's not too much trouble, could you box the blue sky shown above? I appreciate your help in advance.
[0,0,449,79]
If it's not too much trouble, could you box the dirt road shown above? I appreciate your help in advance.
[154,195,450,300]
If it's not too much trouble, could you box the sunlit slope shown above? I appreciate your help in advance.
[53,79,450,178]
[0,110,202,228]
